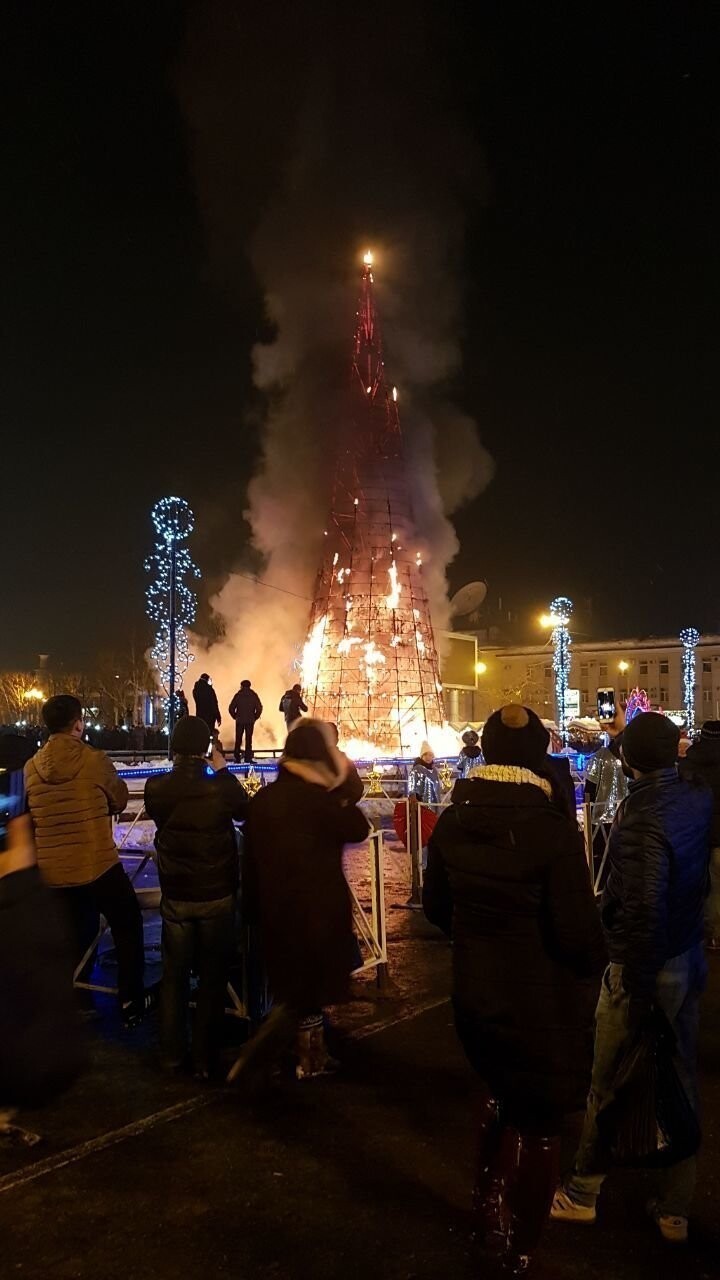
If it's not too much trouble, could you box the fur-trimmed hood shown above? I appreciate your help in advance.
[281,718,350,791]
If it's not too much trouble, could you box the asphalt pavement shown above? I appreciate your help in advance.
[2,915,719,1280]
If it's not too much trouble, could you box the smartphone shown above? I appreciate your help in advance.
[597,687,616,722]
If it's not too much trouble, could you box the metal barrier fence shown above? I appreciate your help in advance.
[581,801,613,896]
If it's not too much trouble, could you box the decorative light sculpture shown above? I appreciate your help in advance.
[680,627,701,736]
[546,596,573,747]
[626,687,650,723]
[145,496,200,737]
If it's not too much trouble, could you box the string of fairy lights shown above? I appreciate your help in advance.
[145,496,200,730]
[679,626,700,737]
[547,596,573,747]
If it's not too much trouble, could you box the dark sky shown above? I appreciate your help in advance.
[3,2,719,668]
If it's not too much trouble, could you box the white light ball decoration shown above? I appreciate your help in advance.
[549,596,573,747]
[679,627,701,737]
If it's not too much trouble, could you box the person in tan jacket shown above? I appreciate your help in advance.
[25,695,147,1027]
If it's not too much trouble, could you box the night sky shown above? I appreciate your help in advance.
[3,3,719,669]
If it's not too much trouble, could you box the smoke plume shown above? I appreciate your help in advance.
[176,4,494,738]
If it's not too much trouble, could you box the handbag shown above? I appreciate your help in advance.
[597,1009,701,1168]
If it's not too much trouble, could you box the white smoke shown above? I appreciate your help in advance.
[179,8,494,738]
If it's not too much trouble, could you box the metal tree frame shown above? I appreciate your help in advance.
[302,254,445,754]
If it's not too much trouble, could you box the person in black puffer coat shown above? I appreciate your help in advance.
[680,719,720,947]
[554,712,712,1246]
[144,717,248,1077]
[423,704,605,1274]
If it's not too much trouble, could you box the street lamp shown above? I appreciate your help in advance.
[541,597,573,747]
[475,661,487,676]
[618,660,629,675]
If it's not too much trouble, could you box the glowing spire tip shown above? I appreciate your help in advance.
[363,249,373,265]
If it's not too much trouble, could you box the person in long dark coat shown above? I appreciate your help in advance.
[230,719,369,1084]
[423,704,606,1275]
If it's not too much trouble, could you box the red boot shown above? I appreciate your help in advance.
[503,1134,560,1275]
[474,1122,520,1261]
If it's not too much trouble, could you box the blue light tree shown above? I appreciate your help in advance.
[145,496,200,736]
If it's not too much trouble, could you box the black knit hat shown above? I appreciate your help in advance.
[622,711,680,773]
[171,715,211,756]
[481,705,550,770]
[701,720,720,741]
[284,721,334,769]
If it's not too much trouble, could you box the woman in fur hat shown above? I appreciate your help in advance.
[423,704,605,1274]
[232,719,369,1083]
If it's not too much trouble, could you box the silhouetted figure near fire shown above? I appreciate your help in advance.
[193,673,221,737]
[279,684,308,732]
[229,680,263,763]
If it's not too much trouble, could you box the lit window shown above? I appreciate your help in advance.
[659,687,668,702]
[704,689,712,704]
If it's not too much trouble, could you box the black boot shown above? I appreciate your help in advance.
[472,1091,502,1212]
[503,1134,560,1275]
[475,1124,520,1261]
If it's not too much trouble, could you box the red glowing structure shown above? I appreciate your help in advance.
[301,252,446,757]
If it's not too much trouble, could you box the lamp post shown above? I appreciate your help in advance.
[541,597,573,748]
[680,627,700,737]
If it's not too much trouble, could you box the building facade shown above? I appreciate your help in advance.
[440,633,720,728]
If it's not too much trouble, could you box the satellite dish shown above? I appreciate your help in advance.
[450,581,487,620]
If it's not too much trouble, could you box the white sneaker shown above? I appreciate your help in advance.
[550,1189,597,1224]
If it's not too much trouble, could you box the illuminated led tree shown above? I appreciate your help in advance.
[680,627,701,736]
[546,596,573,747]
[145,496,200,735]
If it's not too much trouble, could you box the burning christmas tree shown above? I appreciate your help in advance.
[300,252,449,758]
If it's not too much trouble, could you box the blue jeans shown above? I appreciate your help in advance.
[707,847,720,939]
[567,946,706,1217]
[160,898,235,1072]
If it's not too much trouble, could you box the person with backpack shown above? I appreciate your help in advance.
[279,684,308,731]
